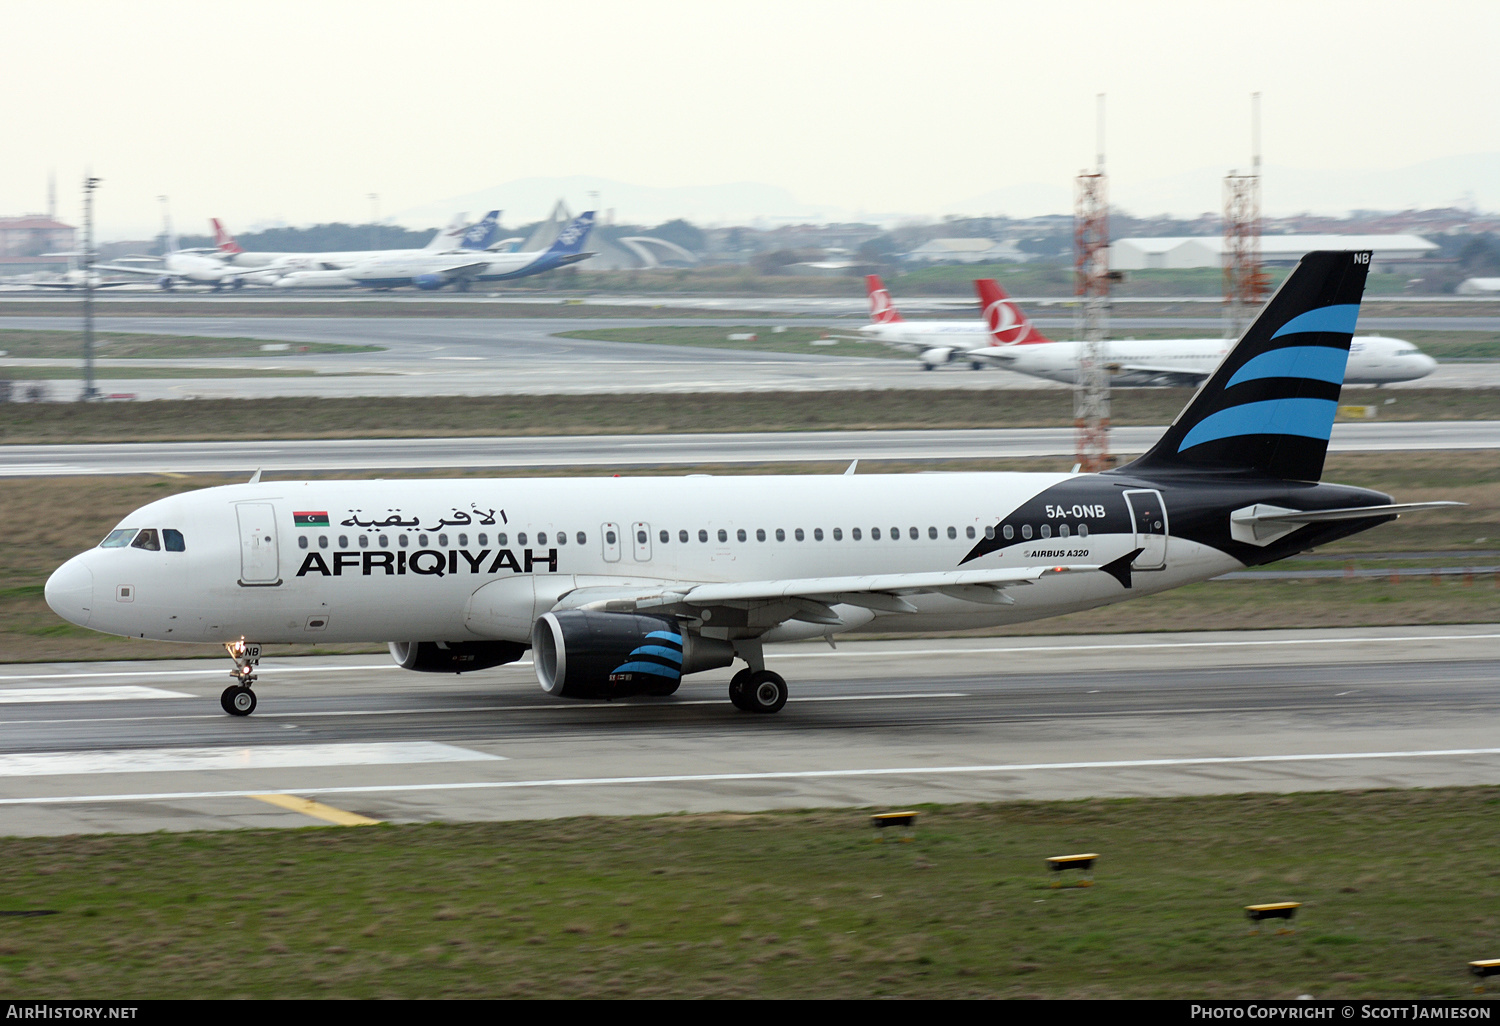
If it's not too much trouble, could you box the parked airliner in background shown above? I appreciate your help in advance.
[217,212,502,279]
[46,251,1460,718]
[853,275,995,369]
[285,211,597,292]
[95,225,259,291]
[971,279,1438,386]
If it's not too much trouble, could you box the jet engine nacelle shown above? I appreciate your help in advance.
[920,347,955,367]
[388,640,527,673]
[531,610,734,700]
[413,273,447,291]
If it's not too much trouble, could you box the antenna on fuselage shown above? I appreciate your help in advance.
[843,460,858,476]
[248,468,263,484]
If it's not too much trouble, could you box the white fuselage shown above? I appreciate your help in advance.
[981,335,1437,386]
[44,474,1239,648]
[857,321,992,354]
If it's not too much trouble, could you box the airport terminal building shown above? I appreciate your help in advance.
[1111,234,1439,274]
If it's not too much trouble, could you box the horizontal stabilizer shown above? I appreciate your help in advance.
[1229,501,1464,545]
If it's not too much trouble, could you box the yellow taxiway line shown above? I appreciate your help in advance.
[250,793,382,826]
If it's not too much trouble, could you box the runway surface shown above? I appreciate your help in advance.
[2,421,1496,476]
[0,625,1495,836]
[2,314,1496,398]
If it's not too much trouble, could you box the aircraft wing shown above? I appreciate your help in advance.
[92,263,166,277]
[1107,362,1211,386]
[29,279,140,290]
[552,561,1115,627]
[425,261,491,281]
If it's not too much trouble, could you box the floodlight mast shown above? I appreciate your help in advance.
[1073,93,1112,473]
[81,174,101,402]
[1223,92,1267,340]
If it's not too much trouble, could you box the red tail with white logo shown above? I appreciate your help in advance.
[865,275,903,324]
[211,218,244,255]
[974,279,1052,346]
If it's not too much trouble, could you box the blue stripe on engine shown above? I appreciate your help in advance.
[610,662,682,678]
[644,631,683,646]
[629,645,684,664]
[1177,398,1340,452]
[1269,304,1360,340]
[1227,346,1350,388]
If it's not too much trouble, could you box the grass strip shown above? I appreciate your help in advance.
[1,789,1499,997]
[0,388,1495,445]
[0,330,381,359]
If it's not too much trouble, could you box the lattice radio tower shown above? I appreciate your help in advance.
[1073,93,1112,472]
[1223,92,1268,339]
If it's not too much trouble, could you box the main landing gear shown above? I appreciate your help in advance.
[728,668,788,714]
[221,639,261,717]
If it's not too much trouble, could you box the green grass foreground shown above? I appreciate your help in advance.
[3,790,1499,998]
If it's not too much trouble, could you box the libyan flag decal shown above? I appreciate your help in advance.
[293,511,330,527]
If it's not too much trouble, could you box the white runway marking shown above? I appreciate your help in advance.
[0,686,190,703]
[0,741,501,777]
[1,630,1494,684]
[768,632,1500,659]
[3,747,1498,804]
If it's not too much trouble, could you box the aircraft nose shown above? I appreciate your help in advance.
[45,556,93,628]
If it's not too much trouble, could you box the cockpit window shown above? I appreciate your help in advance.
[100,529,136,548]
[130,528,161,551]
[163,529,186,552]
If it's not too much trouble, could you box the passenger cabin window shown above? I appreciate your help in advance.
[794,529,804,542]
[339,534,350,547]
[947,527,957,540]
[832,528,842,541]
[378,534,389,547]
[891,527,900,540]
[678,530,689,543]
[298,536,309,549]
[1040,525,1051,539]
[318,535,329,549]
[130,529,160,551]
[756,529,766,542]
[814,528,823,541]
[717,529,728,543]
[458,533,468,546]
[1021,525,1033,540]
[699,529,709,543]
[659,530,669,544]
[358,535,369,549]
[100,529,136,548]
[852,528,861,540]
[518,533,528,546]
[605,530,617,545]
[538,532,548,545]
[398,534,409,548]
[438,533,448,547]
[1059,525,1070,538]
[577,532,587,545]
[1079,524,1088,538]
[967,526,976,539]
[737,529,747,542]
[775,529,785,542]
[871,528,881,540]
[418,534,429,547]
[556,532,567,546]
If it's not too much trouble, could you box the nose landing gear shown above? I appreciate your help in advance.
[221,639,261,717]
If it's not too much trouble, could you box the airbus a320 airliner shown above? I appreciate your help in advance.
[45,251,1459,717]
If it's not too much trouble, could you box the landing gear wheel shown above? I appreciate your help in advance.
[221,685,257,717]
[728,668,754,710]
[742,670,787,714]
[971,360,984,371]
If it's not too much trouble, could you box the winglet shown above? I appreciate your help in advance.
[248,468,262,484]
[844,460,858,476]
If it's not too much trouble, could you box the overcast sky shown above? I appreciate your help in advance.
[5,0,1498,237]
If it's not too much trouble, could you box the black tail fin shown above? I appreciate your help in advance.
[1124,250,1371,482]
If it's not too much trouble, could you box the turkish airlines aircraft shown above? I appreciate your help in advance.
[854,275,995,369]
[971,280,1438,386]
[45,252,1459,717]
